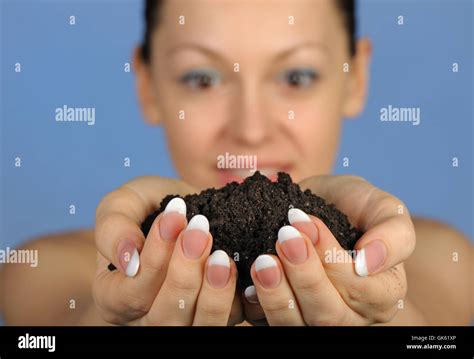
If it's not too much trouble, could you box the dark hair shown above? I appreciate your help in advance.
[336,0,357,55]
[141,0,356,62]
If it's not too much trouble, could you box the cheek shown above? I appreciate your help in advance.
[281,87,344,178]
[293,104,341,153]
[160,94,229,170]
[303,93,342,139]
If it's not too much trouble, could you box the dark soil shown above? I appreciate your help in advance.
[139,171,363,288]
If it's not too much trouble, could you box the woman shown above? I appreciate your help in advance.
[1,0,472,326]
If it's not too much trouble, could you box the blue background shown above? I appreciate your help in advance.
[1,0,472,255]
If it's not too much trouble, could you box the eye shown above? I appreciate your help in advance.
[281,68,318,88]
[180,69,221,89]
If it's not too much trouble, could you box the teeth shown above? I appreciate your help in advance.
[233,169,254,177]
[258,168,279,177]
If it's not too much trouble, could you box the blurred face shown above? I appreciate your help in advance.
[135,0,371,190]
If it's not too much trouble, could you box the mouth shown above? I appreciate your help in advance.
[216,165,292,186]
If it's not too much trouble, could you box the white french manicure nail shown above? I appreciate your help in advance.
[209,250,230,268]
[164,197,186,216]
[126,248,140,277]
[277,225,301,244]
[354,248,368,277]
[288,208,311,224]
[244,285,259,304]
[255,254,277,272]
[186,214,209,233]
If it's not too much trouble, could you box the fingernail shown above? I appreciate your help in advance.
[255,255,280,289]
[159,197,187,242]
[277,225,308,264]
[207,250,230,289]
[165,197,187,215]
[355,240,387,276]
[182,214,209,259]
[118,240,140,277]
[244,285,259,304]
[288,208,318,244]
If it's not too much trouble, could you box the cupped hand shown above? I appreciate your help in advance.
[93,176,243,325]
[243,175,415,325]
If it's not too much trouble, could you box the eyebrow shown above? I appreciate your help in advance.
[167,41,329,64]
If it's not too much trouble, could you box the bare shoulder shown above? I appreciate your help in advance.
[405,217,473,325]
[1,229,97,325]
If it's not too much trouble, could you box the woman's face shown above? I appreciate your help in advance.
[135,0,371,190]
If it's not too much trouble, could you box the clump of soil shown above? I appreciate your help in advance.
[141,171,363,288]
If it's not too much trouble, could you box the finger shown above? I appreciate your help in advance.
[95,176,194,275]
[353,216,415,276]
[275,225,362,326]
[289,208,404,322]
[299,175,416,274]
[298,174,380,228]
[96,210,144,276]
[145,215,212,325]
[228,292,245,326]
[133,198,187,303]
[250,255,305,326]
[139,198,187,284]
[193,250,237,326]
[93,199,188,323]
[93,264,148,324]
[289,208,354,274]
[242,285,267,325]
[315,214,405,319]
[288,208,319,245]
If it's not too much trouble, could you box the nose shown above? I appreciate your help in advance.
[228,81,273,147]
